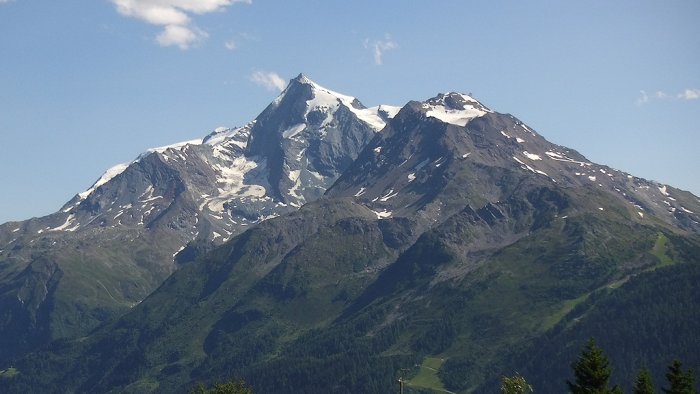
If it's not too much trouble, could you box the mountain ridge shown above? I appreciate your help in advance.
[0,74,398,363]
[0,75,699,393]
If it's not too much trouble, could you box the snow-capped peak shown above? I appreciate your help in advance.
[276,74,397,134]
[423,92,491,127]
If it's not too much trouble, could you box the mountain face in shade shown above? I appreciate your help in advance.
[0,74,399,363]
[1,77,699,394]
[331,92,699,233]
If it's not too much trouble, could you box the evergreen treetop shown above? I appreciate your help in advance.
[633,368,654,394]
[567,338,622,394]
[663,360,696,394]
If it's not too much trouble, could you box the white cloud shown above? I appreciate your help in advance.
[156,25,208,49]
[678,88,700,100]
[655,91,670,100]
[250,71,287,92]
[224,39,237,51]
[637,88,700,105]
[365,34,398,65]
[111,0,251,49]
[636,90,649,106]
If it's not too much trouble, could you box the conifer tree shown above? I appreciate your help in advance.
[566,338,622,394]
[633,368,654,394]
[189,379,253,394]
[663,360,696,394]
[500,373,533,394]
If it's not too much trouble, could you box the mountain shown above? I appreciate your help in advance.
[1,78,699,393]
[0,74,399,363]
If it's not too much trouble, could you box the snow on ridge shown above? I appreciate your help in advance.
[139,139,204,160]
[203,124,251,146]
[304,80,392,132]
[424,93,489,127]
[377,105,401,119]
[78,163,130,200]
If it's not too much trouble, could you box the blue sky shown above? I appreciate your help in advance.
[1,0,699,224]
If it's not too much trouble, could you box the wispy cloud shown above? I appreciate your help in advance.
[678,88,700,100]
[111,0,251,50]
[636,90,650,106]
[636,88,700,105]
[0,0,15,4]
[365,34,398,65]
[224,33,255,51]
[224,39,237,51]
[250,71,287,92]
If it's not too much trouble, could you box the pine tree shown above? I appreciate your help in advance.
[500,373,533,394]
[633,368,654,394]
[189,379,253,394]
[566,338,622,394]
[663,360,696,394]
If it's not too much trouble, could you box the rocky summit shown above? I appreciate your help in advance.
[0,74,397,362]
[0,75,698,393]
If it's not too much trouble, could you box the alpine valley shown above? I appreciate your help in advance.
[0,75,698,393]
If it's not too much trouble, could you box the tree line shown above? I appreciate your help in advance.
[501,338,696,394]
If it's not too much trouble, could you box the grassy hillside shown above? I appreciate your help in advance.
[2,188,699,393]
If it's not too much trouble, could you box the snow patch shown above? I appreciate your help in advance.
[379,189,399,202]
[588,176,597,182]
[287,170,303,201]
[658,185,669,196]
[407,173,416,182]
[205,157,267,212]
[172,245,186,259]
[354,187,366,197]
[523,151,542,161]
[372,209,392,219]
[49,215,80,232]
